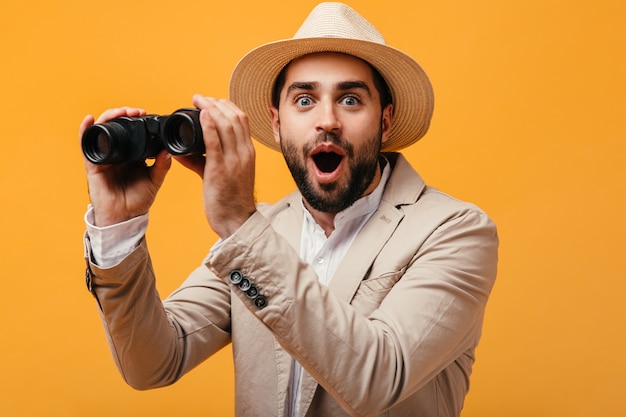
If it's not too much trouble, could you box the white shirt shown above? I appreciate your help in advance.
[288,161,390,417]
[85,160,391,417]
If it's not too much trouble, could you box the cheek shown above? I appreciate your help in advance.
[344,116,382,142]
[277,119,308,148]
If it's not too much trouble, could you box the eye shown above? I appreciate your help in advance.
[341,95,360,106]
[296,96,313,107]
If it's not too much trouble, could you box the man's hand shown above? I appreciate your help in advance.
[174,95,257,239]
[79,107,172,227]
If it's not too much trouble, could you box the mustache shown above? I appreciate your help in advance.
[316,131,341,144]
[303,132,353,156]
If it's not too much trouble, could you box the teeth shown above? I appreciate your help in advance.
[313,152,342,173]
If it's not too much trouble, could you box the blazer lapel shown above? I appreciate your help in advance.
[328,152,424,303]
[328,200,404,302]
[266,154,424,416]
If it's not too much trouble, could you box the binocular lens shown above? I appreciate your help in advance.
[162,110,204,155]
[173,118,195,148]
[82,125,116,164]
[94,131,112,157]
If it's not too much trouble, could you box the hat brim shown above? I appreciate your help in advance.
[229,37,434,152]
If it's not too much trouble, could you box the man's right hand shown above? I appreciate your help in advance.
[79,107,172,227]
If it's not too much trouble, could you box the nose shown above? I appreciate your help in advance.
[315,100,341,134]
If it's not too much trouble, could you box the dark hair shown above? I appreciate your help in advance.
[271,57,392,110]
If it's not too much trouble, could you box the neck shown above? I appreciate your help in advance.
[303,202,337,237]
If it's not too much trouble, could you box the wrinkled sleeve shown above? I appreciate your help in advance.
[85,237,232,390]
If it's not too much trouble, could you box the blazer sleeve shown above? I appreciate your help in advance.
[205,205,498,416]
[85,236,232,390]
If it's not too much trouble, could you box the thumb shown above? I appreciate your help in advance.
[172,154,206,178]
[150,150,173,186]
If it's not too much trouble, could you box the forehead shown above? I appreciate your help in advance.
[283,52,375,84]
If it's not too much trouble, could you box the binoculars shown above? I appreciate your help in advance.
[81,108,204,165]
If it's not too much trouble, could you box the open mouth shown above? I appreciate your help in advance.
[312,152,343,173]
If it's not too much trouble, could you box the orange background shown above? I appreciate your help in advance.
[1,1,624,416]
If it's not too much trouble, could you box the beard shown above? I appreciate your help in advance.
[280,128,382,214]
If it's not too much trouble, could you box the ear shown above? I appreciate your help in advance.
[380,103,393,144]
[269,106,280,144]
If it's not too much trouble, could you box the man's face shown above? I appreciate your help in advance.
[270,52,393,214]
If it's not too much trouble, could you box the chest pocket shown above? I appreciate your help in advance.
[350,268,406,316]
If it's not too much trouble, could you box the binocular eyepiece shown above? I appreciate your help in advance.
[81,108,204,165]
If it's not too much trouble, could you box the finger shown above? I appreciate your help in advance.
[210,99,251,154]
[194,96,249,155]
[217,99,253,154]
[95,107,146,124]
[173,154,206,178]
[79,115,99,171]
[193,95,237,147]
[207,99,255,174]
[149,150,173,185]
[192,94,209,111]
[79,114,95,138]
[193,97,224,157]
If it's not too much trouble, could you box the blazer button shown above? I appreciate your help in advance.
[85,267,93,292]
[229,270,243,285]
[238,276,252,292]
[254,295,267,309]
[245,284,259,299]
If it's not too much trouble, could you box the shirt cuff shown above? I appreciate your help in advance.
[84,205,148,268]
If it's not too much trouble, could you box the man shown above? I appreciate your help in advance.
[80,3,498,417]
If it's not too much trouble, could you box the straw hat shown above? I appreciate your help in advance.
[229,2,434,152]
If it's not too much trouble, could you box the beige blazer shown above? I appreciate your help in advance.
[86,152,498,417]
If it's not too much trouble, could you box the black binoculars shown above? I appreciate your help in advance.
[81,108,204,165]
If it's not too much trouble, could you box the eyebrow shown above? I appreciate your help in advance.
[286,82,316,96]
[286,80,373,97]
[337,81,372,96]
